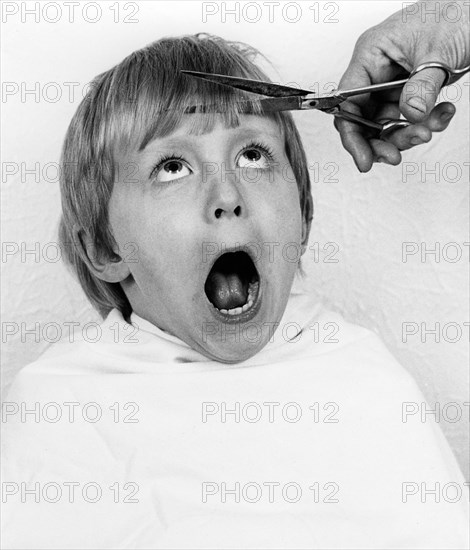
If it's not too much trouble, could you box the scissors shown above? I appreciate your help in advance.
[181,62,470,139]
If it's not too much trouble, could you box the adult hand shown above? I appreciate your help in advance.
[336,0,470,172]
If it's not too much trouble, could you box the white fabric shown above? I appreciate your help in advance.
[2,287,468,549]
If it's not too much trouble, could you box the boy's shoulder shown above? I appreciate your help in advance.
[8,309,146,382]
[259,287,416,386]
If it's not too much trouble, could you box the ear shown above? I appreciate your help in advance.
[73,226,131,283]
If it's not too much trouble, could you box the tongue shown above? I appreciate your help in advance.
[205,271,248,310]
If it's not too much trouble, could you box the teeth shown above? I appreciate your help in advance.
[243,298,253,311]
[247,281,259,300]
[216,280,259,316]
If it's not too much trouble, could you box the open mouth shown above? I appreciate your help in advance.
[204,251,261,318]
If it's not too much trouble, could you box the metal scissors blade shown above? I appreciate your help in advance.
[181,70,311,97]
[181,70,348,111]
[181,96,304,114]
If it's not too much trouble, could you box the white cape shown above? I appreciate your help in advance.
[1,287,468,549]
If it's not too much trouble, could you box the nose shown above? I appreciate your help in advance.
[206,172,245,222]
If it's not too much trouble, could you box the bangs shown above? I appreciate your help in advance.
[101,35,283,155]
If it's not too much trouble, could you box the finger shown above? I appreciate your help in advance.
[337,58,372,106]
[382,124,431,151]
[335,62,374,171]
[400,67,446,123]
[368,96,455,132]
[420,102,456,132]
[368,139,402,165]
[382,102,455,151]
[334,117,374,172]
[333,99,379,173]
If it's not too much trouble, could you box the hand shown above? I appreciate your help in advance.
[336,0,470,172]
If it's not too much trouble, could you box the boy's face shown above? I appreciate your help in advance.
[108,115,305,362]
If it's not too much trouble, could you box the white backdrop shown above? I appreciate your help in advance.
[2,1,469,475]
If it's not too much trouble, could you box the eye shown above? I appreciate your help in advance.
[151,157,192,183]
[237,143,274,169]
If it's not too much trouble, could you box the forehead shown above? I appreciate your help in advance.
[127,115,284,157]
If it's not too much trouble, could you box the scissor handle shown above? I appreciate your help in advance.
[331,60,470,135]
[331,107,410,135]
[378,119,411,139]
[410,61,470,86]
[328,106,383,130]
[338,61,470,100]
[331,106,412,139]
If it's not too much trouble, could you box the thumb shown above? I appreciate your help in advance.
[399,66,447,123]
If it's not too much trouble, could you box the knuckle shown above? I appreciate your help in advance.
[355,26,380,49]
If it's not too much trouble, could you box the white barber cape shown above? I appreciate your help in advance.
[2,285,468,549]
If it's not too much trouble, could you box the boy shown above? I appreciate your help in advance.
[2,34,468,549]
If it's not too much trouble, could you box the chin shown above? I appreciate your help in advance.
[200,339,266,364]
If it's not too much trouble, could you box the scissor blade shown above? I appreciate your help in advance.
[181,70,310,98]
[338,78,409,99]
[183,96,304,114]
[254,96,304,111]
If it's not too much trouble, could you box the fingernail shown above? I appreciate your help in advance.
[406,96,426,114]
[440,111,454,122]
[411,136,424,146]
